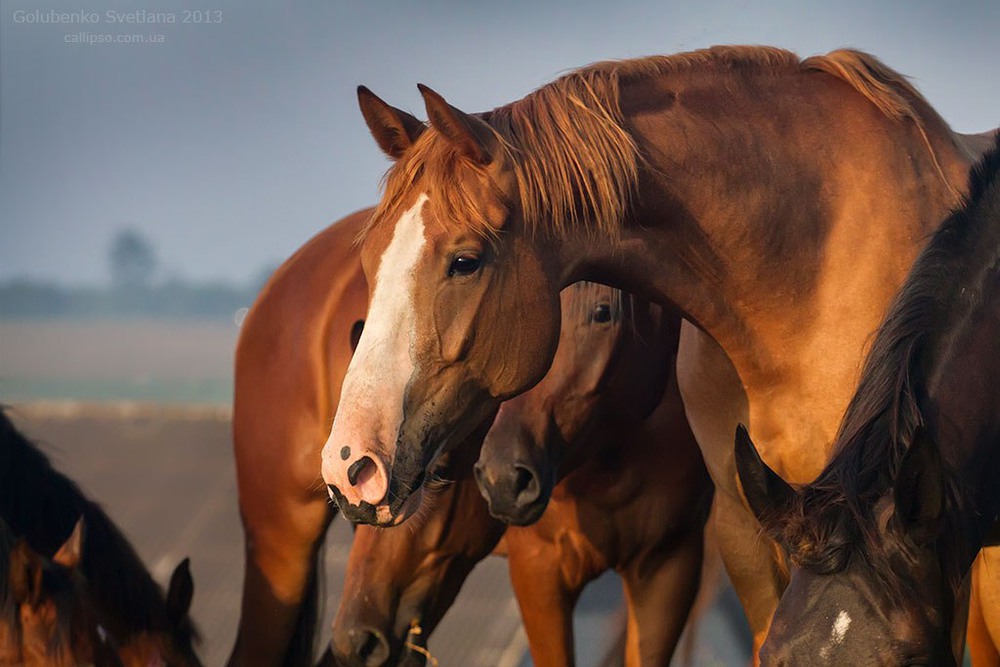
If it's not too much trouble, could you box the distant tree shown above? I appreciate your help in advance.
[109,228,158,289]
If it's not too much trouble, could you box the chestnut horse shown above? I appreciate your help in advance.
[330,437,501,667]
[735,138,1000,664]
[0,410,200,666]
[488,285,711,666]
[322,46,991,655]
[226,209,708,665]
[228,209,369,666]
[332,283,710,667]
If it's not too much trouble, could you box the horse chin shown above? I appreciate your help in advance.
[331,479,425,526]
[385,487,425,526]
[488,492,549,527]
[393,613,431,667]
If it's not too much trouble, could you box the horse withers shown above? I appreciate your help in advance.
[736,138,1000,665]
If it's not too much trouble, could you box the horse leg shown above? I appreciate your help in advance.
[506,532,581,667]
[228,477,333,667]
[968,551,1000,667]
[619,527,703,667]
[712,491,787,665]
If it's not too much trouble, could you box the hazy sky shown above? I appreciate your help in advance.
[2,0,998,285]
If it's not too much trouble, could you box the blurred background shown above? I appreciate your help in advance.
[1,0,997,664]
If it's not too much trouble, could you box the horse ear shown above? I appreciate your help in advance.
[418,84,496,165]
[734,424,798,530]
[357,86,425,160]
[166,557,195,622]
[349,320,365,354]
[893,428,944,543]
[52,518,84,570]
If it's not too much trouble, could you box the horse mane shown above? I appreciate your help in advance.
[369,46,951,240]
[798,135,1000,590]
[0,409,200,649]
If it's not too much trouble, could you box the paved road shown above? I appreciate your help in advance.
[7,403,751,666]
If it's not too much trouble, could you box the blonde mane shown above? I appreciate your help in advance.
[367,46,951,240]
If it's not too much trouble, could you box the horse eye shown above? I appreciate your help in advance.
[448,255,481,277]
[592,304,613,323]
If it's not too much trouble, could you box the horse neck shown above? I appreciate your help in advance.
[560,69,970,467]
[77,504,176,641]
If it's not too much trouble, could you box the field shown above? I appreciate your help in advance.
[1,319,239,403]
[2,320,750,665]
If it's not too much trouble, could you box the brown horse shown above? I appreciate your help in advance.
[1,517,102,667]
[474,282,677,525]
[330,439,502,667]
[229,207,710,665]
[2,516,195,667]
[0,410,200,666]
[322,46,989,655]
[488,285,711,666]
[735,138,1000,665]
[332,283,709,667]
[228,208,369,666]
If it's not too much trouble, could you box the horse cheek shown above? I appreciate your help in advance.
[432,279,488,364]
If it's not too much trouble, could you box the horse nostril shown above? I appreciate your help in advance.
[513,464,540,505]
[347,456,375,487]
[349,627,390,666]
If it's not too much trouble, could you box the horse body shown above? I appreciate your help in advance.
[326,46,980,656]
[228,208,369,666]
[736,139,1000,664]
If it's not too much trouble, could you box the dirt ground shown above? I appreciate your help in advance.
[1,320,750,665]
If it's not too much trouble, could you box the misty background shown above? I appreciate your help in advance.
[2,0,998,291]
[1,0,998,399]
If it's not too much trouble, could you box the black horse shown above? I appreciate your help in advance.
[736,134,1000,665]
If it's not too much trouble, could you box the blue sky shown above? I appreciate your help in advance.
[2,0,997,285]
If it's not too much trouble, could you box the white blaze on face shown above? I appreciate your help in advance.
[322,194,428,507]
[819,609,852,659]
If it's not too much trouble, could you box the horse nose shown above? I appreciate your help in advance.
[322,448,390,510]
[347,626,390,667]
[476,460,544,524]
[511,463,541,506]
